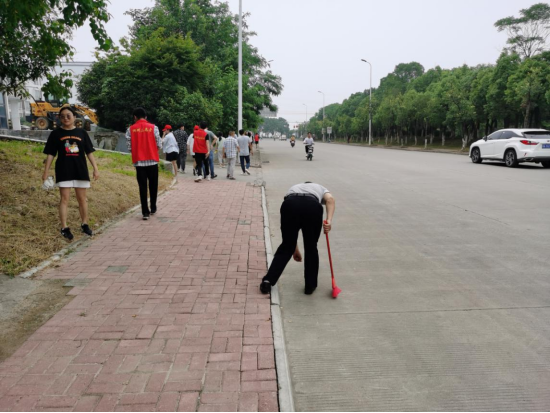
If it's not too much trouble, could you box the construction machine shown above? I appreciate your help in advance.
[30,101,99,131]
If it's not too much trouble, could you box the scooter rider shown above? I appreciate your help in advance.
[260,182,335,295]
[290,135,296,147]
[304,132,314,156]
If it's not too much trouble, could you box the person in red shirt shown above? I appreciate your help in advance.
[254,133,260,149]
[192,123,211,182]
[126,107,161,219]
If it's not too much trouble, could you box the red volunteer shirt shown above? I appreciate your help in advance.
[130,119,159,164]
[193,128,208,154]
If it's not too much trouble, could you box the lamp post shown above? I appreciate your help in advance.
[318,91,325,141]
[361,59,372,145]
[238,0,243,130]
[302,103,308,138]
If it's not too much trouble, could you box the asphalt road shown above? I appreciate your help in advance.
[260,140,550,411]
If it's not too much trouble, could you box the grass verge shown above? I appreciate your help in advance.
[0,139,173,276]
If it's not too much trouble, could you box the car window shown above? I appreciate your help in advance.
[487,131,502,140]
[500,131,517,139]
[523,132,550,139]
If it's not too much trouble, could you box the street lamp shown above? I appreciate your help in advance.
[361,59,372,145]
[318,91,325,142]
[302,103,308,138]
[238,0,243,130]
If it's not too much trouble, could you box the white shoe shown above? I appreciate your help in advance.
[240,172,246,175]
[195,175,203,182]
[245,169,251,175]
[206,176,211,181]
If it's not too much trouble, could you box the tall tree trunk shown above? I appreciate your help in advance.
[523,92,531,128]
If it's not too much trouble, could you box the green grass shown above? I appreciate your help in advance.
[0,139,173,276]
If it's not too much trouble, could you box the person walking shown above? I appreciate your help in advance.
[161,125,179,178]
[237,129,253,175]
[223,130,239,180]
[126,107,162,220]
[260,182,335,295]
[254,132,260,149]
[192,123,211,182]
[42,106,99,240]
[173,124,188,173]
[217,131,226,167]
[200,122,218,179]
[187,129,197,176]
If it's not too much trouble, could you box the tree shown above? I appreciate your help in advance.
[124,0,282,130]
[506,57,550,127]
[486,52,521,128]
[495,3,550,59]
[0,0,112,98]
[78,32,206,131]
[259,117,290,136]
[157,89,223,129]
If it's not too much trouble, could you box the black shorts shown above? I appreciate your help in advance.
[166,152,178,161]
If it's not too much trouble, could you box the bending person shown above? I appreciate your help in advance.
[260,182,335,295]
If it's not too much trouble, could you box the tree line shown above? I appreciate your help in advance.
[303,3,550,148]
[77,0,282,132]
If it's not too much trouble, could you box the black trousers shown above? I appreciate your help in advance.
[264,196,323,289]
[195,153,209,177]
[136,164,158,215]
[177,151,187,171]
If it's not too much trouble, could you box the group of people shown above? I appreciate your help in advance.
[41,106,335,296]
[151,122,260,183]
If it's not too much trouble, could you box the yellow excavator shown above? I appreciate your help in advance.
[30,101,99,131]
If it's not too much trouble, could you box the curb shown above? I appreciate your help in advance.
[18,176,178,279]
[323,140,470,156]
[261,186,295,412]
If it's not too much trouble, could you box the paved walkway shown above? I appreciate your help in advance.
[0,178,277,412]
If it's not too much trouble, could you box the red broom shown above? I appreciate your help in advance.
[324,220,341,298]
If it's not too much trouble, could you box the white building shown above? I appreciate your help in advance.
[2,61,94,130]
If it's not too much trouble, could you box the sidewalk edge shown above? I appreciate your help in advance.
[321,140,470,156]
[19,176,178,279]
[261,186,295,412]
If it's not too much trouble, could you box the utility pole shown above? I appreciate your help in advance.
[318,91,325,141]
[302,103,308,138]
[361,59,372,145]
[238,0,243,130]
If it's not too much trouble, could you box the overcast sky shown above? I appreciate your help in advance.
[70,0,537,126]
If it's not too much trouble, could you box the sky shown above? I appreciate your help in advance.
[70,0,537,126]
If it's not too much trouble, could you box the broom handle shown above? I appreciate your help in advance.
[324,220,336,288]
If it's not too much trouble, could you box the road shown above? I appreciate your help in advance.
[260,140,550,411]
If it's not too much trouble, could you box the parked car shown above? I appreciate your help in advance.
[469,128,550,168]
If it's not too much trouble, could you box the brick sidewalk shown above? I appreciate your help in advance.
[0,179,278,412]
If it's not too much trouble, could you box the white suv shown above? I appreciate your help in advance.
[469,129,550,168]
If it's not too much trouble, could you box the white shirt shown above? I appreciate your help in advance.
[187,135,195,156]
[286,183,330,204]
[237,135,250,156]
[162,132,179,154]
[304,137,314,145]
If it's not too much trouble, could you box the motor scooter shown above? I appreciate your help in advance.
[306,144,314,161]
[290,140,295,148]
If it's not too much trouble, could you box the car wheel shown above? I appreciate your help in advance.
[471,148,482,163]
[504,149,518,167]
[541,161,550,168]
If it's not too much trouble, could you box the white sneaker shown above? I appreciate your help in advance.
[206,176,211,181]
[245,169,251,175]
[195,175,203,182]
[240,172,246,175]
